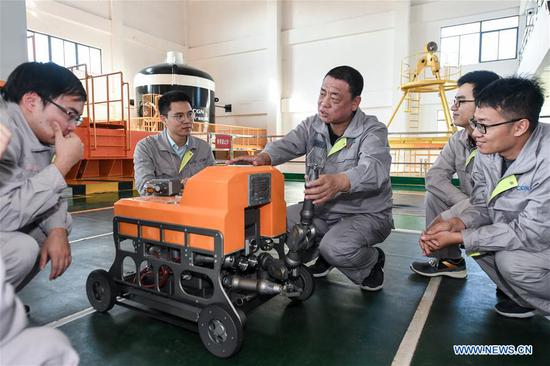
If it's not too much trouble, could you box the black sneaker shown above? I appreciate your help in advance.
[496,287,507,299]
[309,256,334,278]
[360,248,385,291]
[494,299,535,318]
[410,258,467,279]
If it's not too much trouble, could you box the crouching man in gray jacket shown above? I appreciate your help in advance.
[0,64,81,364]
[411,71,500,278]
[230,66,393,291]
[421,77,550,320]
[0,62,85,291]
[133,90,215,195]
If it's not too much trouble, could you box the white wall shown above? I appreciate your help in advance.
[187,0,407,133]
[187,0,269,129]
[22,0,526,134]
[25,0,188,104]
[281,4,399,133]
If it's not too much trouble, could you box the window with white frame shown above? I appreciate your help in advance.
[27,30,102,74]
[440,16,519,66]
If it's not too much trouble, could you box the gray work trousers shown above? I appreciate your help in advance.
[0,256,79,366]
[475,248,550,315]
[424,191,463,259]
[0,227,45,292]
[0,326,80,366]
[287,203,392,284]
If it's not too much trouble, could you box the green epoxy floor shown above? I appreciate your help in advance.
[17,184,550,365]
[413,256,550,365]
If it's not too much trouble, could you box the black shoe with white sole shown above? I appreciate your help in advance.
[360,248,385,291]
[494,299,536,318]
[309,256,334,278]
[410,258,467,279]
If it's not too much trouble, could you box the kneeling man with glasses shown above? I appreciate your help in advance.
[134,90,215,195]
[0,62,86,291]
[420,76,550,321]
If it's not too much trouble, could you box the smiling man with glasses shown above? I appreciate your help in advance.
[134,90,215,195]
[421,76,550,321]
[0,62,84,365]
[411,71,499,279]
[469,116,525,135]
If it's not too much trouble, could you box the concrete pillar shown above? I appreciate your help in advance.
[0,0,28,80]
[265,0,283,136]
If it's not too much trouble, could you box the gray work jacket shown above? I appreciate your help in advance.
[426,128,476,208]
[133,130,215,195]
[263,108,393,216]
[0,98,71,234]
[459,123,550,253]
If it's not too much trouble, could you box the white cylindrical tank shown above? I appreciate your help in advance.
[134,51,215,123]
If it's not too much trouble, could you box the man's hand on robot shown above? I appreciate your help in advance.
[226,152,271,166]
[304,173,350,204]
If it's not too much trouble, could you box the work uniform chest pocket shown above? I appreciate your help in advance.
[491,191,526,222]
[325,156,357,175]
[329,145,359,164]
[185,157,209,175]
[185,160,199,175]
[456,168,473,192]
[155,156,178,177]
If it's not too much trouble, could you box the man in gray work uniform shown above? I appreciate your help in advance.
[411,71,499,278]
[134,90,215,195]
[231,66,393,291]
[0,62,85,291]
[421,77,549,320]
[0,62,82,364]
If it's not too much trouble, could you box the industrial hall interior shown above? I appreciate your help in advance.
[1,0,550,365]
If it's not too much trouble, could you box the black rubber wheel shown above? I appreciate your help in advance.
[291,265,315,302]
[236,308,247,329]
[86,269,117,313]
[198,304,243,358]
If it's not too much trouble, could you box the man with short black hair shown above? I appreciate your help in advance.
[230,66,393,291]
[0,62,85,290]
[411,70,500,278]
[0,62,82,365]
[134,90,215,195]
[421,76,550,320]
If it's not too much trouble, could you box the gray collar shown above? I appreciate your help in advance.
[492,124,544,176]
[159,129,197,153]
[7,101,52,153]
[311,108,367,139]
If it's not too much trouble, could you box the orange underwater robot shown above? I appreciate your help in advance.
[86,165,316,357]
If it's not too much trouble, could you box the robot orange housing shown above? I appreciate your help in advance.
[114,165,287,254]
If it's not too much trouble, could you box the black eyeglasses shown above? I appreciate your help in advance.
[46,98,84,126]
[169,111,195,122]
[452,98,475,108]
[469,117,526,134]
